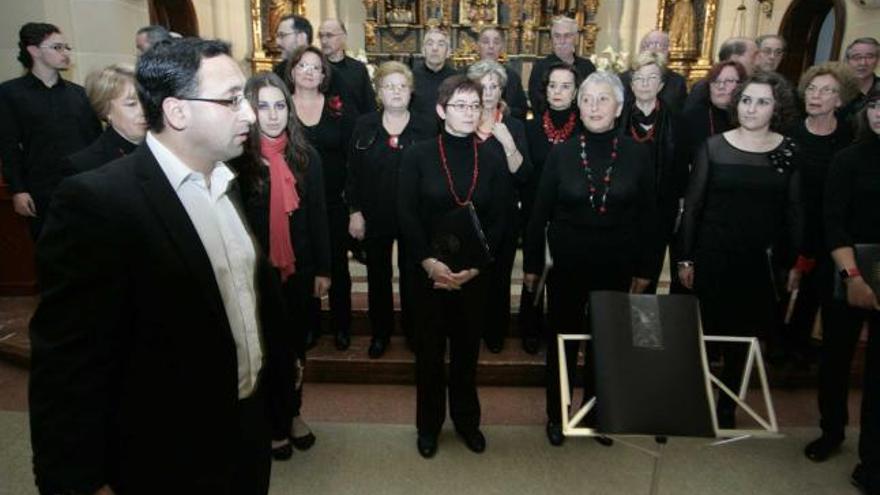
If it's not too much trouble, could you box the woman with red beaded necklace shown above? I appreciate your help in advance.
[617,51,679,292]
[523,71,661,447]
[398,75,511,459]
[520,62,582,354]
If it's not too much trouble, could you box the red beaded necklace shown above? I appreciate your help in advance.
[579,133,618,215]
[629,99,659,143]
[437,134,479,207]
[542,110,577,144]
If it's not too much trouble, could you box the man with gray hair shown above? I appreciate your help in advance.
[619,30,688,111]
[135,25,171,55]
[319,19,376,114]
[527,16,596,113]
[755,34,787,73]
[410,25,458,118]
[684,36,758,111]
[474,26,528,119]
[841,37,879,118]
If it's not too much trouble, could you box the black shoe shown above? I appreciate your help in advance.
[456,428,486,453]
[522,337,540,355]
[335,331,351,351]
[291,432,316,451]
[804,435,843,462]
[594,435,614,447]
[546,421,564,446]
[271,440,293,460]
[486,341,503,354]
[851,464,866,492]
[368,339,387,359]
[417,434,438,458]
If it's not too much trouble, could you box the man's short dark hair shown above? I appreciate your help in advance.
[280,14,313,46]
[755,34,786,51]
[17,22,60,69]
[845,37,880,59]
[436,74,483,108]
[136,38,231,132]
[718,37,752,62]
[136,25,171,48]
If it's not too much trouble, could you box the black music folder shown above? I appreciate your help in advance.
[430,203,493,272]
[590,291,715,437]
[834,243,880,301]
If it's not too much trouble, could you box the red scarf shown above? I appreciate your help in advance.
[261,133,300,281]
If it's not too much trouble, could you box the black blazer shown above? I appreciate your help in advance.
[60,126,138,177]
[29,145,289,494]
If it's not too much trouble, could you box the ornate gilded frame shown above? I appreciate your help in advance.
[656,0,718,82]
[250,0,306,74]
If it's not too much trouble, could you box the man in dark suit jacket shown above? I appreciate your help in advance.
[527,16,596,113]
[29,38,290,495]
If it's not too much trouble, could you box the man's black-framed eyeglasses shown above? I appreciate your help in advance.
[180,94,246,111]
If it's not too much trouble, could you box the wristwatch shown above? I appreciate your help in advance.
[839,266,861,281]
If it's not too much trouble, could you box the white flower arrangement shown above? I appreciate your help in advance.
[589,45,629,74]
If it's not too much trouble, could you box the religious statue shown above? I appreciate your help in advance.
[386,0,416,24]
[424,0,443,21]
[668,0,697,53]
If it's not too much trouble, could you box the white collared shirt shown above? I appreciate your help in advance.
[147,132,263,399]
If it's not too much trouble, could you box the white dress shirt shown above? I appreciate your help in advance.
[147,133,263,399]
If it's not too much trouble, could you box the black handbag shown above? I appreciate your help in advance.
[429,202,493,272]
[833,243,880,301]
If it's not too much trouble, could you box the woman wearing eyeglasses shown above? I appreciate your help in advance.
[286,45,357,351]
[677,72,802,429]
[782,63,857,377]
[231,72,328,460]
[670,60,747,293]
[617,51,679,292]
[346,61,434,358]
[398,75,511,458]
[519,62,583,354]
[523,71,661,447]
[466,59,532,354]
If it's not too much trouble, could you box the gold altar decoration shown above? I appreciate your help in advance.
[657,0,718,84]
[250,0,306,74]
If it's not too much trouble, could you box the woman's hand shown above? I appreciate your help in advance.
[450,268,480,287]
[786,268,802,293]
[846,277,880,310]
[523,273,539,292]
[630,277,650,294]
[491,122,515,149]
[422,258,458,290]
[677,262,694,290]
[348,212,366,241]
[313,276,331,298]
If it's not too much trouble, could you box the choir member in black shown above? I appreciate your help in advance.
[467,60,532,354]
[840,38,879,124]
[474,27,529,120]
[232,72,327,460]
[805,86,880,495]
[398,75,511,458]
[619,30,688,112]
[617,51,679,291]
[520,62,582,354]
[678,72,802,429]
[523,71,660,446]
[527,16,596,113]
[61,64,146,176]
[671,60,746,292]
[783,63,858,369]
[410,26,458,119]
[286,46,356,350]
[319,19,377,115]
[0,22,102,238]
[683,37,757,113]
[347,61,435,358]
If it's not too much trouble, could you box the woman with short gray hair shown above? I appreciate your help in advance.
[524,69,661,447]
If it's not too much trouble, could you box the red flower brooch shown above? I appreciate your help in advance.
[328,95,344,117]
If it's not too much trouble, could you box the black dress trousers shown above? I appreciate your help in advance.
[364,236,414,343]
[326,204,353,336]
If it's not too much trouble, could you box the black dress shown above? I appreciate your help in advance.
[519,107,582,343]
[236,147,330,441]
[300,97,356,342]
[346,111,435,345]
[478,114,532,350]
[819,136,880,487]
[61,126,138,177]
[398,129,511,437]
[783,119,853,358]
[679,133,802,416]
[523,129,660,426]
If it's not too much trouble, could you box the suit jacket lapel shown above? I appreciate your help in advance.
[133,146,228,324]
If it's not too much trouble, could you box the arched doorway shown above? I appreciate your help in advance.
[778,0,845,81]
[148,0,199,37]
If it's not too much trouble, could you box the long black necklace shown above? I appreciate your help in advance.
[579,133,618,215]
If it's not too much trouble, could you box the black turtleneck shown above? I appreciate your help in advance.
[525,107,581,175]
[398,128,511,265]
[523,129,661,278]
